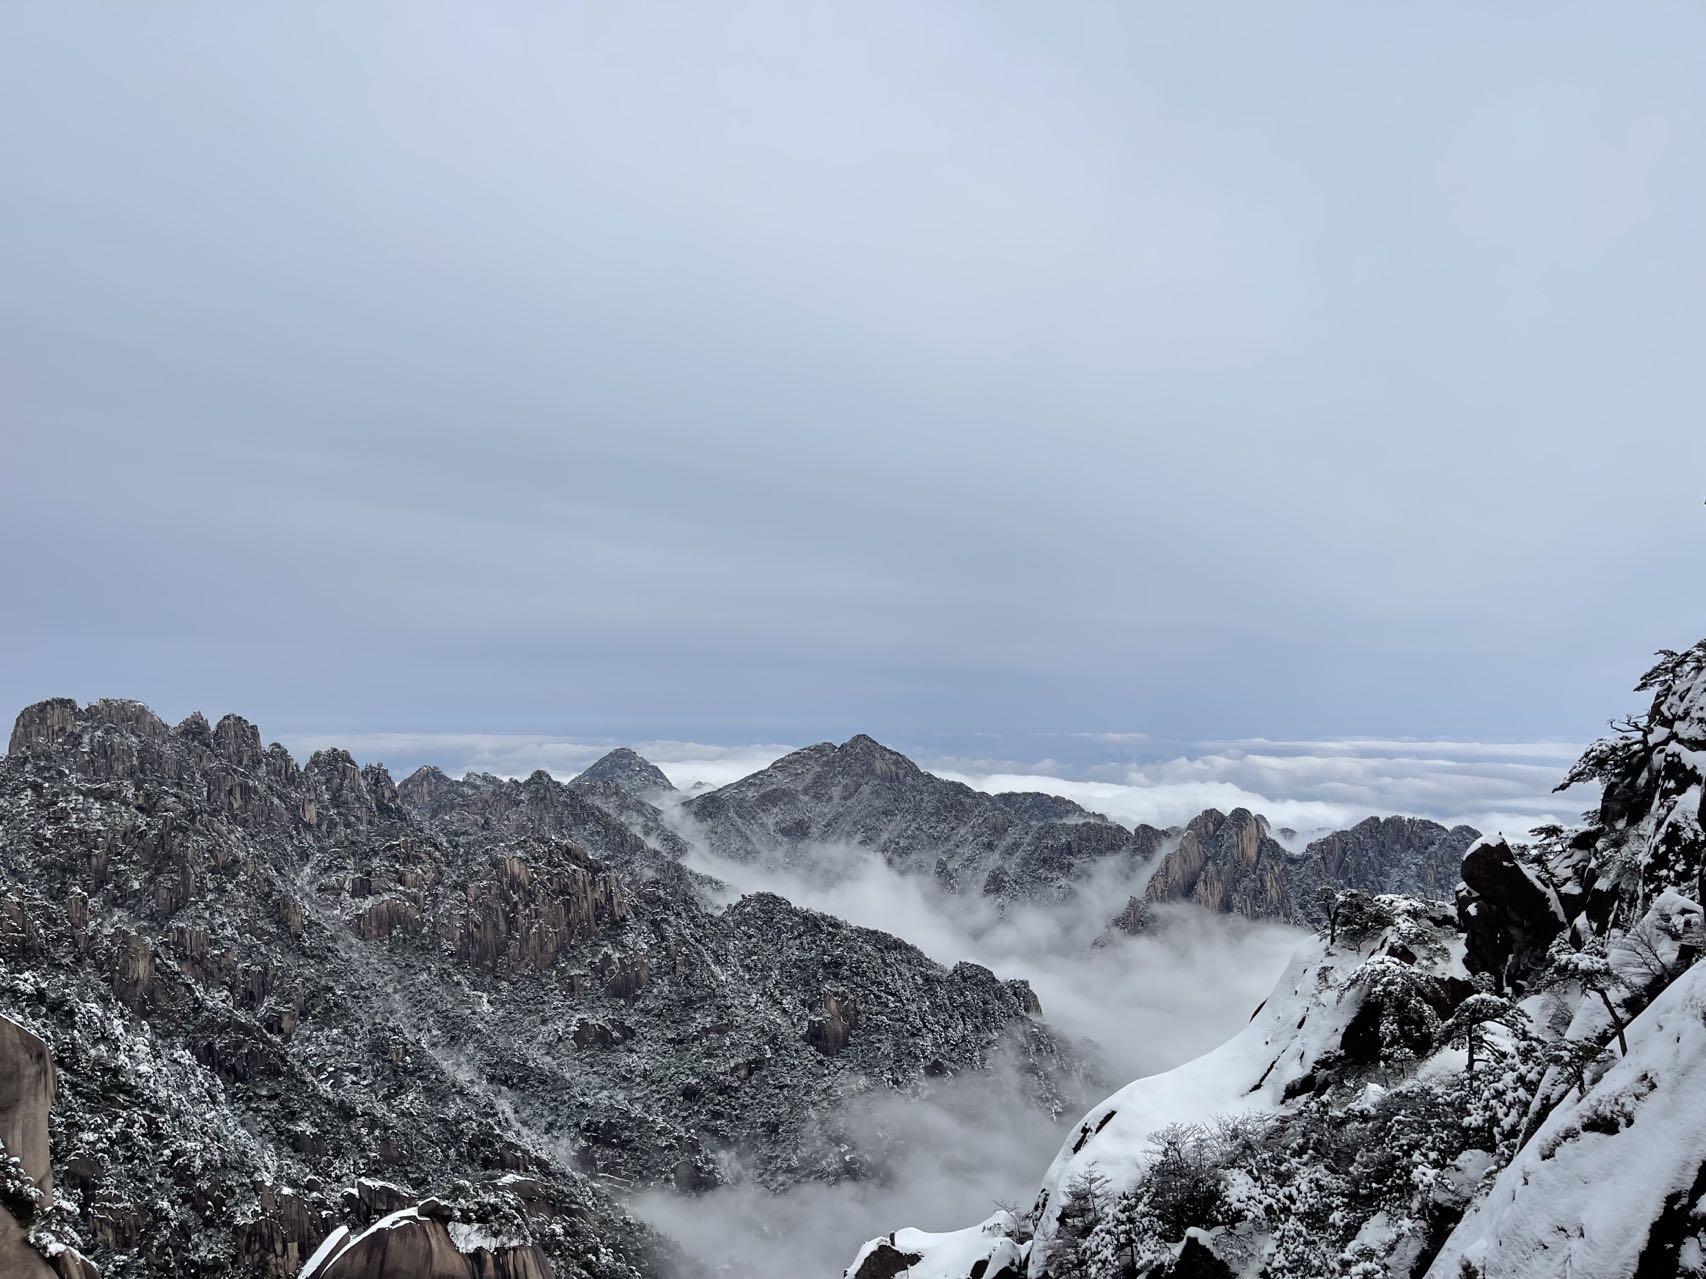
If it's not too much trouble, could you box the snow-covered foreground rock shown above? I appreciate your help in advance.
[847,635,1706,1279]
[846,1212,1027,1279]
[1426,957,1706,1278]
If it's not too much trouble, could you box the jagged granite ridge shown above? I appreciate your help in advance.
[0,698,1084,1278]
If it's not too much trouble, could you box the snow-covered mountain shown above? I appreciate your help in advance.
[848,634,1706,1279]
[0,700,1084,1278]
[573,748,677,798]
[680,734,1170,901]
[681,735,1480,917]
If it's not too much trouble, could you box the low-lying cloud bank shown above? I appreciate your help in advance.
[678,836,1298,1083]
[627,835,1300,1276]
[284,728,1593,841]
[631,1060,1069,1279]
[276,730,792,792]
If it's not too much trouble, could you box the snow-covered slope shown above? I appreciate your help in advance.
[846,896,1472,1278]
[1425,956,1706,1278]
[845,635,1706,1279]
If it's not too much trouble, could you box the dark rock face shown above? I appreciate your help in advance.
[0,1016,55,1195]
[682,735,1167,900]
[848,1242,925,1279]
[1171,1231,1236,1279]
[804,991,859,1056]
[1292,816,1480,915]
[0,698,1083,1278]
[572,749,674,797]
[0,1015,99,1279]
[1140,810,1481,928]
[1456,836,1566,989]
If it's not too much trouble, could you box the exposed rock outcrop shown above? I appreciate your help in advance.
[1455,835,1567,989]
[1142,808,1295,919]
[0,1015,99,1279]
[303,1204,552,1279]
[0,1017,55,1194]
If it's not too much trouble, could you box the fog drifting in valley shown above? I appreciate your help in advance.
[630,831,1302,1277]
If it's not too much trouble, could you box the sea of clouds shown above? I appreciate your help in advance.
[628,833,1299,1278]
[277,721,1596,1274]
[283,727,1595,840]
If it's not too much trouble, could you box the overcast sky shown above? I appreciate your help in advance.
[4,3,1704,760]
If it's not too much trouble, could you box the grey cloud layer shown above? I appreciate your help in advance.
[3,2,1704,743]
[278,729,1591,838]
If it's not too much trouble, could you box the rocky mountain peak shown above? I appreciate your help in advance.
[8,697,79,755]
[828,733,919,782]
[212,714,265,770]
[573,748,674,796]
[1142,806,1291,915]
[173,710,213,743]
[396,764,455,809]
[681,735,1152,897]
[1135,804,1481,929]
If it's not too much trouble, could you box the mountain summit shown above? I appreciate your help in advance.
[573,747,674,796]
[682,733,1164,899]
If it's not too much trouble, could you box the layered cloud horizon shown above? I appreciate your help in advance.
[275,725,1593,841]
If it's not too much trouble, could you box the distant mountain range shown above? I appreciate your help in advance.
[665,732,1480,926]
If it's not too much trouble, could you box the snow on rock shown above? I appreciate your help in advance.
[1425,956,1706,1279]
[299,1204,552,1279]
[1022,935,1351,1275]
[845,1211,1025,1279]
[845,897,1469,1279]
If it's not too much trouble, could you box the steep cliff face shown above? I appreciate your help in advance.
[0,699,1082,1279]
[0,1016,99,1279]
[301,1200,554,1279]
[1134,810,1480,928]
[1139,808,1291,919]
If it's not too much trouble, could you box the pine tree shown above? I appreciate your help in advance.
[1540,939,1630,1055]
[1440,992,1528,1087]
